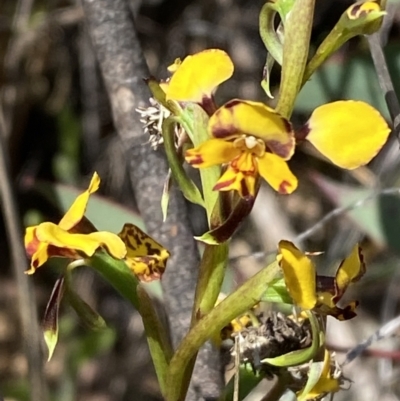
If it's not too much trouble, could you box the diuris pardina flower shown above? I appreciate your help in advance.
[168,49,390,198]
[186,99,297,197]
[278,240,365,320]
[25,172,170,282]
[25,172,126,274]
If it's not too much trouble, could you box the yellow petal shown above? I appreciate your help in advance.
[347,1,382,19]
[257,152,298,194]
[119,224,170,282]
[58,172,101,230]
[306,101,390,169]
[334,244,365,300]
[278,240,317,310]
[165,49,234,103]
[209,100,295,159]
[26,242,51,274]
[185,138,241,168]
[25,226,39,257]
[214,167,257,198]
[87,232,127,259]
[298,351,340,400]
[35,222,125,259]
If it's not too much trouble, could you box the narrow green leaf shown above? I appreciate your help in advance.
[262,277,293,304]
[179,104,221,224]
[261,311,322,367]
[297,360,325,401]
[162,118,205,208]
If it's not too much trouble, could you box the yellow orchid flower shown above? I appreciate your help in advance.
[277,240,365,320]
[25,173,126,274]
[186,99,298,197]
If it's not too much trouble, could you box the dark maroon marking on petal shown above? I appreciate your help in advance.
[212,126,237,138]
[187,154,204,166]
[240,179,250,199]
[214,177,236,191]
[329,302,358,321]
[316,275,335,294]
[201,96,217,116]
[295,124,311,142]
[224,99,241,109]
[278,180,292,195]
[267,139,295,158]
[73,216,97,234]
[349,4,361,16]
[47,245,79,260]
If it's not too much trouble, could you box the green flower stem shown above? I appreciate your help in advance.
[276,0,315,118]
[302,6,385,86]
[88,251,140,308]
[137,286,173,397]
[88,251,172,395]
[164,261,281,401]
[191,243,229,326]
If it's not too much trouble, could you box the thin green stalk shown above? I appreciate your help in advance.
[191,243,229,325]
[276,0,315,118]
[137,286,173,397]
[165,261,281,401]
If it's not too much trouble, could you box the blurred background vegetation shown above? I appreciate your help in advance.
[1,0,400,400]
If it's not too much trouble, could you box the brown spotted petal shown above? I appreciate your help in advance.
[118,223,170,282]
[208,99,295,160]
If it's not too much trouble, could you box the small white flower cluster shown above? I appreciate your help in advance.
[136,98,171,150]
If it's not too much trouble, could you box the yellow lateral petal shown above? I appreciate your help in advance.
[209,100,295,159]
[35,222,122,258]
[58,172,101,230]
[278,240,317,310]
[26,242,51,274]
[334,244,365,298]
[25,226,39,257]
[257,153,298,194]
[119,224,170,282]
[185,138,241,168]
[306,101,390,169]
[87,232,127,259]
[166,49,234,103]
